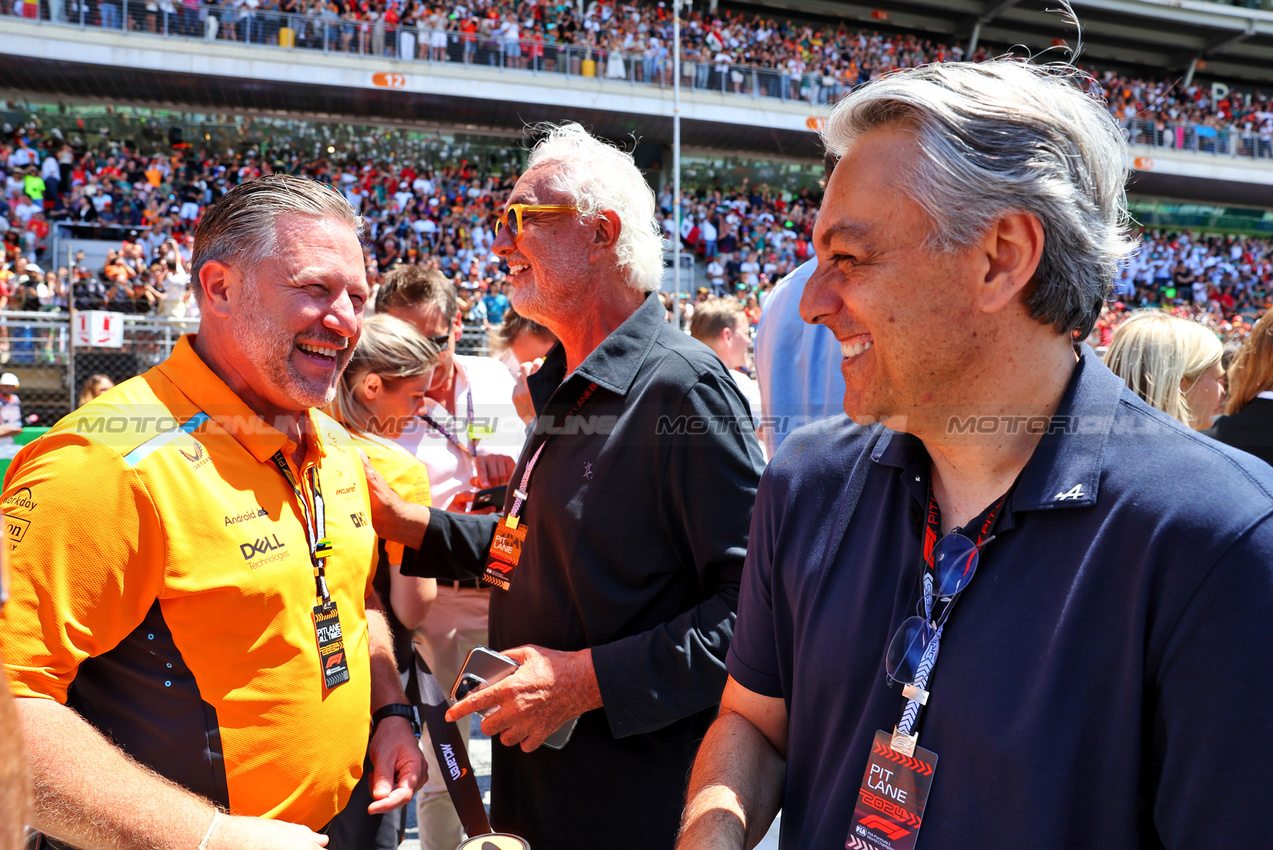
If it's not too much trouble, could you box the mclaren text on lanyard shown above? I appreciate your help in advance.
[844,484,1009,850]
[421,386,485,457]
[268,449,352,691]
[480,380,599,591]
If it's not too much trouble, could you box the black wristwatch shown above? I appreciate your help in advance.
[371,703,421,739]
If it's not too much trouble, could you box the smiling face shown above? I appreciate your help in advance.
[801,126,989,430]
[491,163,595,327]
[224,214,369,414]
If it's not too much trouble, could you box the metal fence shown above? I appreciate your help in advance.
[0,310,196,424]
[23,7,857,106]
[1125,118,1273,160]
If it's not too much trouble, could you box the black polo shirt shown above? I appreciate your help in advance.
[1204,397,1273,468]
[730,345,1273,849]
[409,292,765,849]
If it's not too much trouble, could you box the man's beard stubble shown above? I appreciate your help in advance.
[231,279,347,410]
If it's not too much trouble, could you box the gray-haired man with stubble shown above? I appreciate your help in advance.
[678,60,1273,850]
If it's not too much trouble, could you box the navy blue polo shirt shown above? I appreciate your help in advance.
[729,345,1273,849]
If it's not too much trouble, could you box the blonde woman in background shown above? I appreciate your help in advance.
[1205,309,1273,466]
[325,312,440,850]
[1104,309,1225,430]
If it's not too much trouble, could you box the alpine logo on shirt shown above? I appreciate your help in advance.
[1054,484,1085,501]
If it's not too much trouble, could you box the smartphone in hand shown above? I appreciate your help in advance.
[450,646,578,749]
[469,485,507,513]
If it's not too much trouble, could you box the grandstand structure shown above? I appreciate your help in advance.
[3,0,1273,207]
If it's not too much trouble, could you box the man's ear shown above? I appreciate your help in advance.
[199,259,235,319]
[589,210,622,261]
[979,211,1044,315]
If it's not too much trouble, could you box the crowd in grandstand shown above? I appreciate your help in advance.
[0,124,1269,350]
[13,0,1273,153]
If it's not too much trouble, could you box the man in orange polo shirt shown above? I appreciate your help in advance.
[0,175,428,850]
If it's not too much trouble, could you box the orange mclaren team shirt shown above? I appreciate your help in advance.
[0,335,379,829]
[348,429,431,565]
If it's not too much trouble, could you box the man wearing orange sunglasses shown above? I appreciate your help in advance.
[493,204,581,240]
[368,122,765,850]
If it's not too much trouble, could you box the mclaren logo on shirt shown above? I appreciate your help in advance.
[179,441,209,469]
[240,534,287,560]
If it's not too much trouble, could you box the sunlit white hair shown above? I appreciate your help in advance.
[525,122,664,293]
[821,59,1136,340]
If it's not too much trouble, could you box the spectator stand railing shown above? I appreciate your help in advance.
[19,7,1273,161]
[14,9,918,109]
[1124,117,1273,160]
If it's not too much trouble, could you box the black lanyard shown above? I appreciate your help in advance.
[269,449,332,604]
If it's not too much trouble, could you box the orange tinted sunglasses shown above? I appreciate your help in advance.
[494,204,581,239]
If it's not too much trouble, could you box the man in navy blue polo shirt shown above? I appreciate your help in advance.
[677,59,1273,850]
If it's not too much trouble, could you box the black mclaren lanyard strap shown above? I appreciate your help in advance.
[269,449,331,604]
[411,650,491,837]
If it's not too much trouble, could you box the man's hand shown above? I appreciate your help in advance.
[366,717,425,815]
[473,453,515,489]
[210,814,329,850]
[444,645,602,752]
[360,451,428,547]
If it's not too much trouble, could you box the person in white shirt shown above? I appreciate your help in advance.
[13,197,40,225]
[6,141,36,172]
[700,215,718,258]
[689,297,763,435]
[393,183,415,213]
[0,373,23,460]
[738,250,761,287]
[706,257,727,294]
[374,266,522,850]
[40,154,61,204]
